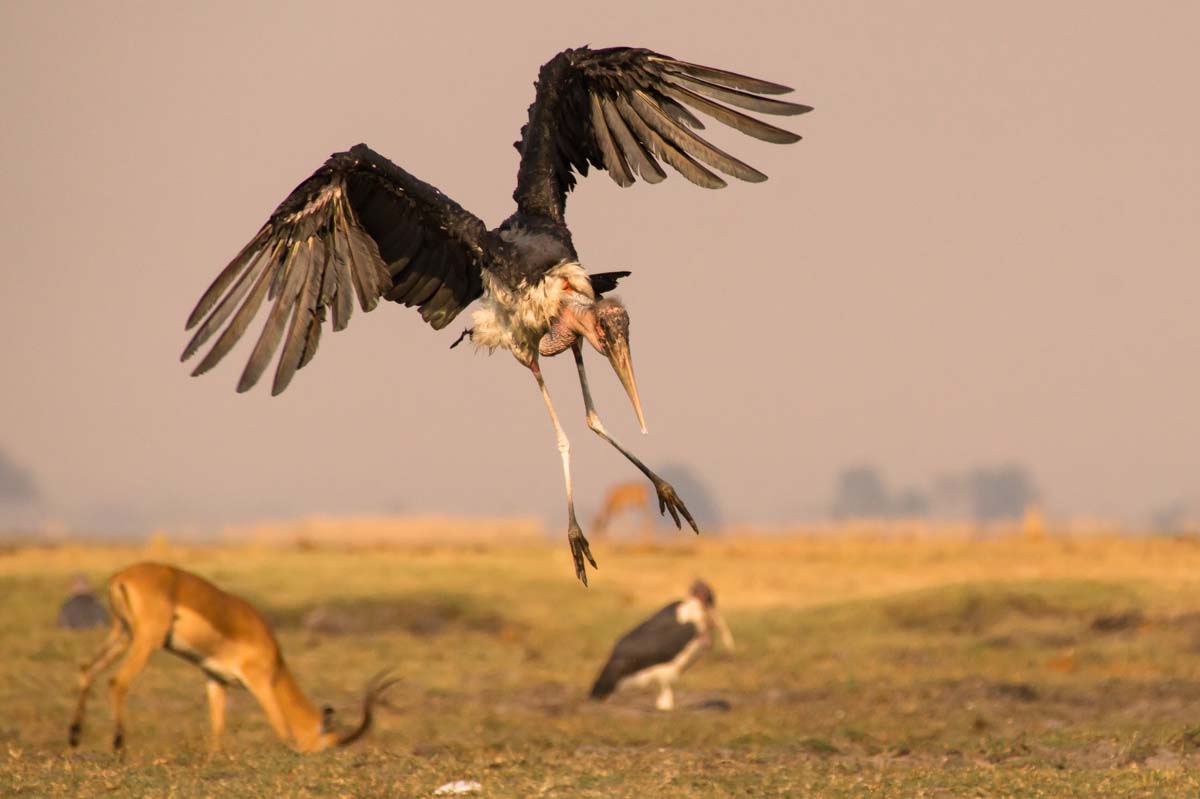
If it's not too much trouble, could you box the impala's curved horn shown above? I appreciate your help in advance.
[336,668,399,746]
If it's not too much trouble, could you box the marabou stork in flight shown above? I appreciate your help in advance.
[181,46,810,584]
[590,580,734,710]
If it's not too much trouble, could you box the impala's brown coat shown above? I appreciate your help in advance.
[591,481,655,540]
[68,562,390,753]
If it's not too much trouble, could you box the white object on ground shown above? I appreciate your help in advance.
[433,780,482,795]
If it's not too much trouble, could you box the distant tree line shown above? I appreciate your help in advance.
[831,463,1038,522]
[0,447,40,506]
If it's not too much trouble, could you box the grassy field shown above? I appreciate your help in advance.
[3,532,1200,797]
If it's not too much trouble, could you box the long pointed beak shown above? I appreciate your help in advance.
[605,333,647,433]
[710,608,735,652]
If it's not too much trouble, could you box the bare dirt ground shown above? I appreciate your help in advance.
[3,533,1200,797]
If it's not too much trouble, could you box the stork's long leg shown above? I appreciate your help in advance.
[572,343,698,533]
[655,680,676,712]
[532,358,598,585]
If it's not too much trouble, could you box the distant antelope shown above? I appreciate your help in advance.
[592,482,655,541]
[68,562,395,753]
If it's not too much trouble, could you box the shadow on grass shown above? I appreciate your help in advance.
[879,579,1142,635]
[263,591,519,638]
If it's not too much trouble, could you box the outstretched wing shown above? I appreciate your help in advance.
[513,47,811,221]
[183,144,512,395]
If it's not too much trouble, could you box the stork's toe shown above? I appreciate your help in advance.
[567,524,597,586]
[653,480,699,534]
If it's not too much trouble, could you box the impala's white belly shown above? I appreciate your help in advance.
[166,607,246,686]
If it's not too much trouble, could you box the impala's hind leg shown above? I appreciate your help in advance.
[107,635,157,751]
[69,624,129,747]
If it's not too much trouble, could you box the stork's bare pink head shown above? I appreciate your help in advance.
[541,294,645,433]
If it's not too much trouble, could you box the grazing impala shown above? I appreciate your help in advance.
[68,562,395,753]
[591,482,654,541]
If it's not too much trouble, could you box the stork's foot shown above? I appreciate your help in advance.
[653,479,699,533]
[568,522,598,586]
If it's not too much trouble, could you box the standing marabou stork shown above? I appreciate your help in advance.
[590,580,734,710]
[181,46,810,584]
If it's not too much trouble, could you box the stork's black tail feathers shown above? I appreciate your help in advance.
[589,666,620,700]
[591,271,631,297]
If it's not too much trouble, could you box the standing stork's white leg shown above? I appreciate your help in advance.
[571,343,698,533]
[655,679,676,711]
[531,357,597,584]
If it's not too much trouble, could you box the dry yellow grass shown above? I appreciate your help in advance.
[208,514,546,547]
[3,530,1200,797]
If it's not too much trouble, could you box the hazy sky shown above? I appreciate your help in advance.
[2,1,1197,533]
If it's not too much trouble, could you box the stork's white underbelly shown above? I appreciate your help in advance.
[471,262,595,360]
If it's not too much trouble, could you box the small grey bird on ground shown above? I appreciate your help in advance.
[57,574,109,630]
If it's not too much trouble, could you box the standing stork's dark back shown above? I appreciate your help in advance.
[590,579,735,710]
[182,46,810,584]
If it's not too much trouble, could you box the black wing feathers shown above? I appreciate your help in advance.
[514,47,810,220]
[183,145,503,394]
[187,47,806,394]
[590,601,698,699]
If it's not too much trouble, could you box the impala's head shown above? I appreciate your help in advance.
[690,579,735,652]
[541,294,646,433]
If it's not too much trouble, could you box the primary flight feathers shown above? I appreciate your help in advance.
[182,46,810,395]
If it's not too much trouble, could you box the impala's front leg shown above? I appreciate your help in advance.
[531,357,597,584]
[572,343,698,533]
[206,679,228,757]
